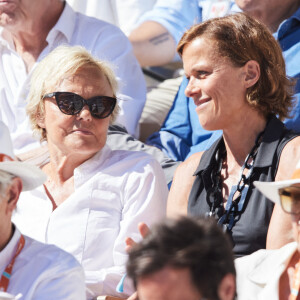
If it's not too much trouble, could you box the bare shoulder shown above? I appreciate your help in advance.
[276,135,300,180]
[267,136,300,249]
[167,152,203,218]
[173,152,203,187]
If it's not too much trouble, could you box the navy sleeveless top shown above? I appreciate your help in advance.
[188,117,298,257]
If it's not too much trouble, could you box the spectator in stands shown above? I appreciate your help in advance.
[0,0,146,154]
[147,0,300,161]
[67,0,201,67]
[236,161,300,299]
[167,13,300,257]
[12,46,168,299]
[134,0,235,141]
[0,0,180,187]
[0,121,85,300]
[127,217,236,300]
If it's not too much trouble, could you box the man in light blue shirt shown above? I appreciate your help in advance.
[132,0,201,65]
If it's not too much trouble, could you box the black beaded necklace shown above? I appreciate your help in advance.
[205,130,265,233]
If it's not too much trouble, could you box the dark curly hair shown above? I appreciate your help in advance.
[177,13,295,120]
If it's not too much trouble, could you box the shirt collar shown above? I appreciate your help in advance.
[254,116,285,167]
[0,27,15,50]
[275,6,300,40]
[193,136,222,176]
[247,242,297,285]
[46,2,76,45]
[194,116,285,175]
[0,2,75,50]
[74,145,112,185]
[292,5,300,21]
[0,225,21,273]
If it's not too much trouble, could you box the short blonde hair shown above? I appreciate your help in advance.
[27,45,119,141]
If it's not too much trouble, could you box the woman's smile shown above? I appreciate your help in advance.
[182,37,248,131]
[194,97,212,110]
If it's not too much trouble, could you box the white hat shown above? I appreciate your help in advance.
[254,162,300,205]
[0,121,46,191]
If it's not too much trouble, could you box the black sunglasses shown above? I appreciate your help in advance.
[279,186,300,215]
[43,92,116,119]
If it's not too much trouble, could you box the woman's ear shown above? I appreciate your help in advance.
[244,60,260,88]
[36,112,45,129]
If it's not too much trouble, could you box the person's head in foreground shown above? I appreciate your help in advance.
[177,12,294,131]
[26,45,119,162]
[252,161,300,298]
[127,217,236,300]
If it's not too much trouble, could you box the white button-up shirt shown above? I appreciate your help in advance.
[235,242,298,300]
[13,146,168,299]
[0,226,85,300]
[0,2,146,153]
[68,0,157,36]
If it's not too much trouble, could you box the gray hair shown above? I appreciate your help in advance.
[0,170,15,196]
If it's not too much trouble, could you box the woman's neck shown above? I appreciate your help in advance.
[42,144,99,207]
[45,146,94,183]
[42,153,79,208]
[222,112,267,169]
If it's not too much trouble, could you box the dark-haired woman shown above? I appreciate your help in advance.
[168,13,300,257]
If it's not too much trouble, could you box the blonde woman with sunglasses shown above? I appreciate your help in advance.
[12,45,168,300]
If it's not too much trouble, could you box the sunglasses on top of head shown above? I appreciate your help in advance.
[42,92,117,119]
[278,186,300,215]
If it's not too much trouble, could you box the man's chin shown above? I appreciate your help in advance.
[0,13,17,26]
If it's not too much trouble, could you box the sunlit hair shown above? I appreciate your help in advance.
[26,45,119,141]
[0,170,15,196]
[177,13,294,120]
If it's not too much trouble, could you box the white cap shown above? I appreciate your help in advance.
[0,121,46,190]
[254,161,300,205]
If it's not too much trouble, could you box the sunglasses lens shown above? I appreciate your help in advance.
[57,93,83,115]
[89,97,116,119]
[280,187,300,214]
[51,92,116,118]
